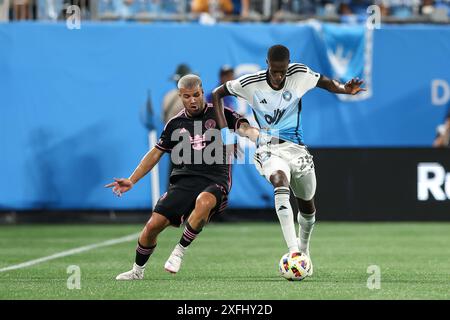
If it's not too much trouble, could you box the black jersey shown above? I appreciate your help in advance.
[155,103,249,192]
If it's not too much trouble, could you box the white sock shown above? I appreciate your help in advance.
[274,187,299,253]
[133,263,145,272]
[175,243,187,255]
[297,211,316,255]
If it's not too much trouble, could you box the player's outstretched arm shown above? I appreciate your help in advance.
[237,122,260,143]
[316,75,366,95]
[104,147,164,197]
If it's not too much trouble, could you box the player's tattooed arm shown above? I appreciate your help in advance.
[316,75,366,95]
[212,84,231,129]
[237,122,260,143]
[105,147,164,196]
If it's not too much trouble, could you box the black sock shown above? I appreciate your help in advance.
[179,222,202,248]
[135,242,156,267]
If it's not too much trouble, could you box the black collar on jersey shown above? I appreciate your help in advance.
[184,103,208,119]
[266,70,286,91]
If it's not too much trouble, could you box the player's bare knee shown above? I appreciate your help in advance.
[297,198,315,214]
[146,212,169,232]
[195,193,216,212]
[269,171,289,188]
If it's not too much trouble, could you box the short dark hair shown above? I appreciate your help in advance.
[267,45,290,62]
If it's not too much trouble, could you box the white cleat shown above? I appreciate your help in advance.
[164,244,186,274]
[297,238,313,276]
[115,263,145,280]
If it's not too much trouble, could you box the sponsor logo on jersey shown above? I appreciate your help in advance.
[264,108,286,125]
[190,134,207,150]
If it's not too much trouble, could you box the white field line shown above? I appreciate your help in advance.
[0,232,140,273]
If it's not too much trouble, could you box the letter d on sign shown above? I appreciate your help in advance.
[431,79,450,106]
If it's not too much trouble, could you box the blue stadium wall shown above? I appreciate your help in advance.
[0,22,449,218]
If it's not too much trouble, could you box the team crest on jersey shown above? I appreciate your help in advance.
[204,119,216,129]
[282,91,292,101]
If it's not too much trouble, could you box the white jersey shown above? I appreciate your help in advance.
[226,63,320,144]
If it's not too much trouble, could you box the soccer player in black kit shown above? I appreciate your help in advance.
[106,74,259,280]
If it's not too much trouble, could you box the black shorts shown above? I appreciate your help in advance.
[154,175,228,227]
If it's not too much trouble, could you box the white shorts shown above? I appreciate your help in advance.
[253,141,316,201]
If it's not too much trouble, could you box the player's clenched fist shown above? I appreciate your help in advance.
[104,178,134,197]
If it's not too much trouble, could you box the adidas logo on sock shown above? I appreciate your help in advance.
[259,99,267,104]
[278,205,288,210]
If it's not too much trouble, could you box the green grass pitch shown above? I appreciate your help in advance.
[0,222,449,300]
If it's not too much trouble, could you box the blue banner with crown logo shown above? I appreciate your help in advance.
[1,22,450,209]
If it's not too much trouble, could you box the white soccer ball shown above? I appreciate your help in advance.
[278,252,310,281]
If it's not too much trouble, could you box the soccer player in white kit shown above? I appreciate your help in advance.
[212,45,365,276]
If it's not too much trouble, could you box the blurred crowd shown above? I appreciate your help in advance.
[1,0,450,22]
